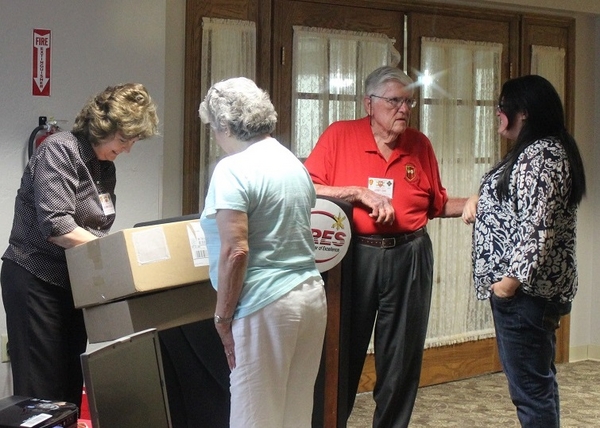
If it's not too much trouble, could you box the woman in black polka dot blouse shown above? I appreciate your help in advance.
[0,83,159,409]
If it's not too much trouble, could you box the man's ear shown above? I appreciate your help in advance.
[363,95,372,116]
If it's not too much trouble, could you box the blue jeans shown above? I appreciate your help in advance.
[490,289,571,428]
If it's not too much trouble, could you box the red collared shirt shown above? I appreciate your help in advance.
[304,116,447,235]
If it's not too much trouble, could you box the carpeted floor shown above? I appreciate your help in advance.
[347,360,600,427]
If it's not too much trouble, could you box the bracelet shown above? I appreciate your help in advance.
[214,313,234,324]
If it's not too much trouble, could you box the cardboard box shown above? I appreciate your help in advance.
[67,220,209,308]
[83,281,216,343]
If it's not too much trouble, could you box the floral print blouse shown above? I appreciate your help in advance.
[472,137,578,303]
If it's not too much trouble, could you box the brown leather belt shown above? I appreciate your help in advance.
[356,227,427,249]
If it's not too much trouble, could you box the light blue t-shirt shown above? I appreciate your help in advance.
[200,137,321,319]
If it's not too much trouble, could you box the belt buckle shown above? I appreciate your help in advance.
[381,237,396,248]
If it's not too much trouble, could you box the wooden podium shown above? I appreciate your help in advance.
[314,262,347,427]
[129,200,355,428]
[311,197,354,428]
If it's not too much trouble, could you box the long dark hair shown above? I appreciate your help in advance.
[490,75,586,206]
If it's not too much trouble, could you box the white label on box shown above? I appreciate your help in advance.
[132,227,171,265]
[187,222,209,267]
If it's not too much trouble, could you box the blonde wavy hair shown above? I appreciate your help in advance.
[72,83,159,145]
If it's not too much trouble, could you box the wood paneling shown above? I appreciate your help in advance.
[407,10,519,131]
[183,0,265,215]
[271,0,405,147]
[359,318,572,393]
[359,338,502,393]
[322,264,343,426]
[520,15,575,130]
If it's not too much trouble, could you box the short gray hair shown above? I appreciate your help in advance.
[198,77,277,141]
[365,66,415,96]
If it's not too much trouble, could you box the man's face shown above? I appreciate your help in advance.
[365,80,415,136]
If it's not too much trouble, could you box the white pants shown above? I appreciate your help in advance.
[229,277,327,428]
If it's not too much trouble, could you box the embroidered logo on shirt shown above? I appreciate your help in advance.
[405,164,416,182]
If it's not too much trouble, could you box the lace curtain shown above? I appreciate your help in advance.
[291,26,400,158]
[420,37,502,347]
[200,18,256,194]
[531,45,566,103]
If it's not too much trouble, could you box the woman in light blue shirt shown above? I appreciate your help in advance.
[199,77,327,428]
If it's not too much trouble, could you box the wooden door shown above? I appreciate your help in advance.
[271,0,405,147]
[407,10,519,387]
[521,14,575,364]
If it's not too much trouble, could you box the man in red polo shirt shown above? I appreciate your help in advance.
[304,65,466,428]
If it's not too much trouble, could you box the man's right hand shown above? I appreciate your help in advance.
[313,183,395,225]
[360,188,395,225]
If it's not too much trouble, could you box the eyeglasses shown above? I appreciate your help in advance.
[370,94,417,109]
[496,103,505,113]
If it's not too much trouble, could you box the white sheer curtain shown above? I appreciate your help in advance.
[291,26,400,158]
[531,45,566,103]
[199,18,256,203]
[420,37,502,347]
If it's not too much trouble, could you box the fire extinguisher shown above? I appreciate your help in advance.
[28,116,62,159]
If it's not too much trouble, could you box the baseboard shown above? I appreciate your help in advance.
[569,345,600,362]
[590,345,600,360]
[358,338,503,393]
[359,339,593,394]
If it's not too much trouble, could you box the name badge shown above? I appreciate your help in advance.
[368,177,394,198]
[99,193,115,216]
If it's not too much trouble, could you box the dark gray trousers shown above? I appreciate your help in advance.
[345,233,433,428]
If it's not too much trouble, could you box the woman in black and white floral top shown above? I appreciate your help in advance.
[462,75,586,428]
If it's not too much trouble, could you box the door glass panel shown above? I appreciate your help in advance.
[419,37,502,347]
[291,26,400,158]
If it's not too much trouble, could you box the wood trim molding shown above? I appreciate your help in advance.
[359,317,571,393]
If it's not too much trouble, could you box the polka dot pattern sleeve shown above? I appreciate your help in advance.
[2,132,116,288]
